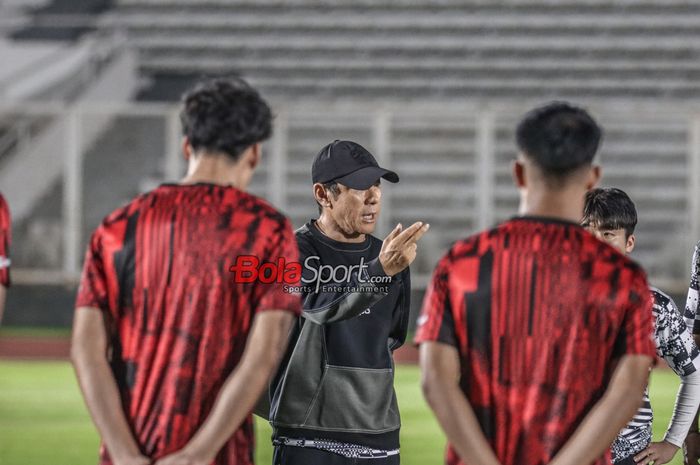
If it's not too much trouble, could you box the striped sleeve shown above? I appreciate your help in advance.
[252,217,302,316]
[612,269,656,359]
[0,194,11,287]
[414,253,457,347]
[75,228,110,312]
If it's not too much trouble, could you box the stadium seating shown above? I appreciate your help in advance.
[3,0,698,292]
[107,0,700,100]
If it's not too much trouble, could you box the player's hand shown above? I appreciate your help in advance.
[634,441,679,465]
[113,455,151,465]
[685,432,700,464]
[379,222,430,276]
[153,451,208,465]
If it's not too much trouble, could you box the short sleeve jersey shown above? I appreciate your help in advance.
[0,193,10,287]
[415,217,655,465]
[76,184,302,464]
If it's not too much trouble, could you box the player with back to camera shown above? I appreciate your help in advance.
[416,102,657,465]
[582,187,700,465]
[71,78,301,465]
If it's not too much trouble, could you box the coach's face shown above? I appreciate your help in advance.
[330,181,382,235]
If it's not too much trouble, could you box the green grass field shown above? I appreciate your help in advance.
[0,361,685,465]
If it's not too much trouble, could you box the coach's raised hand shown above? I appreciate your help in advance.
[379,221,430,276]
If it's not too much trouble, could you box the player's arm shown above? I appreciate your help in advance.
[302,222,428,325]
[153,310,294,465]
[71,307,150,465]
[420,341,501,465]
[636,297,700,465]
[636,369,700,465]
[549,354,653,465]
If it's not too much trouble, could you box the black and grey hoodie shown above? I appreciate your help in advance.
[265,220,411,450]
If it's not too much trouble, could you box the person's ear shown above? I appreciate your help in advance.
[586,164,602,190]
[512,160,526,188]
[182,137,193,161]
[246,143,262,170]
[625,233,636,254]
[313,183,332,210]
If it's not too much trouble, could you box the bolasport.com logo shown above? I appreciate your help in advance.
[229,255,392,293]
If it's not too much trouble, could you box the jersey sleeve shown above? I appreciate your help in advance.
[654,291,700,377]
[0,195,11,287]
[686,242,700,335]
[75,228,110,312]
[252,218,302,315]
[653,290,700,447]
[612,270,656,360]
[414,253,458,347]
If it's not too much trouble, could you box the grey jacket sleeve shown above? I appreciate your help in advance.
[302,257,393,325]
[388,268,410,351]
[298,240,393,325]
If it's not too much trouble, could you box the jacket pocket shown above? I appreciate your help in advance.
[302,365,400,433]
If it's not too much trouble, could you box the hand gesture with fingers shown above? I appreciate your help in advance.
[635,441,679,465]
[379,222,430,276]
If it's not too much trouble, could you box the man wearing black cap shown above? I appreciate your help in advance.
[266,140,429,465]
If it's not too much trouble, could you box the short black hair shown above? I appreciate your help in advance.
[582,187,638,237]
[180,78,272,161]
[316,181,340,214]
[516,101,602,177]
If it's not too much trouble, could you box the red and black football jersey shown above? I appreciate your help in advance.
[0,192,10,287]
[415,216,655,465]
[76,183,302,464]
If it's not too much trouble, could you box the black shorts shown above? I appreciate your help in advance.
[273,445,400,465]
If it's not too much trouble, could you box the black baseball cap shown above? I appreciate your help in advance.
[312,140,399,190]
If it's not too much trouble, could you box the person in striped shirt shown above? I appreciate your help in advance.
[582,187,700,465]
